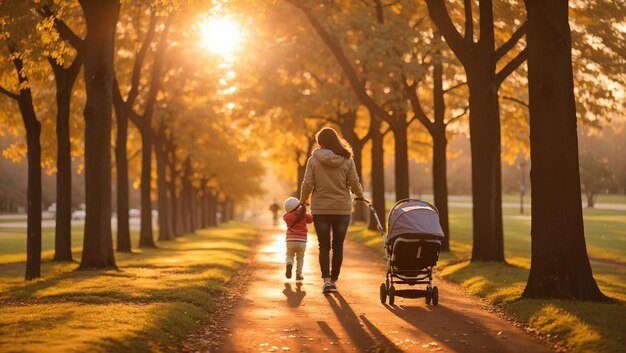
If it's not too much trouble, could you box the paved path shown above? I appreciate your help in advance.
[207,219,552,353]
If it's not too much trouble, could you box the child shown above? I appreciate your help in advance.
[283,197,313,281]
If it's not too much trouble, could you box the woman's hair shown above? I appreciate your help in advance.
[316,127,353,158]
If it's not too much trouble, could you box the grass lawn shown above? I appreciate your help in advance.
[0,222,256,353]
[349,205,626,353]
[0,225,93,265]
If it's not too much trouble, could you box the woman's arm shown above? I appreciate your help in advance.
[299,158,315,203]
[347,159,364,198]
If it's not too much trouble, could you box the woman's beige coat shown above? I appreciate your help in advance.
[300,149,364,215]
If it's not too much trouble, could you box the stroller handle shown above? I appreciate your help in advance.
[353,198,386,237]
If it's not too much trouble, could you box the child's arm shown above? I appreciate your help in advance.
[305,213,314,224]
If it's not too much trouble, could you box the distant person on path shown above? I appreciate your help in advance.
[283,197,313,281]
[299,127,364,294]
[269,199,280,225]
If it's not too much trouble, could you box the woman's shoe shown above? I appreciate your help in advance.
[329,282,338,292]
[322,282,332,294]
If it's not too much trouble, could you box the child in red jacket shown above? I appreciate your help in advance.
[283,197,313,281]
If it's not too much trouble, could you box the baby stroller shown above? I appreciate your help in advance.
[362,198,445,306]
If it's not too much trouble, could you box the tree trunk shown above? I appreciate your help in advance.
[78,0,118,269]
[189,186,197,233]
[432,59,450,251]
[391,120,410,201]
[11,59,43,279]
[229,199,236,221]
[338,116,369,222]
[586,192,595,208]
[351,142,368,222]
[182,157,193,233]
[522,0,605,301]
[51,62,78,262]
[432,132,450,251]
[200,183,207,228]
[369,116,386,231]
[113,89,131,252]
[155,143,171,241]
[167,144,181,236]
[138,131,155,247]
[467,71,505,262]
[296,161,305,197]
[25,118,42,280]
[180,179,189,233]
[207,191,217,227]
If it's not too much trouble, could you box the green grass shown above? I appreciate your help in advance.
[349,206,626,353]
[0,222,256,353]
[0,225,94,265]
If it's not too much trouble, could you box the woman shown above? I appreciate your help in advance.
[299,127,365,294]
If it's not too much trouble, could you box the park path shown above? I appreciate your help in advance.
[207,218,552,353]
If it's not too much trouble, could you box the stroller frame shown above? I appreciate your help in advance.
[361,198,441,306]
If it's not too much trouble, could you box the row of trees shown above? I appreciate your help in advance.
[241,0,621,300]
[0,0,263,279]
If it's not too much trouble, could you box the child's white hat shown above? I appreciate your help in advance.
[284,197,300,212]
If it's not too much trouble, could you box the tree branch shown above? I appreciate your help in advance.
[286,0,389,121]
[443,81,467,94]
[445,105,470,126]
[0,86,19,101]
[464,0,473,44]
[500,95,529,108]
[126,11,157,107]
[426,0,470,64]
[495,21,527,61]
[404,82,434,133]
[39,5,83,49]
[496,48,527,87]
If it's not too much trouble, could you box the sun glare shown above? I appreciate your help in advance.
[198,17,243,57]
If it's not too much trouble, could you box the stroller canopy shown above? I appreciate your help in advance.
[388,200,445,240]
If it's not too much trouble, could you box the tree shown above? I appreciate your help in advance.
[112,7,158,251]
[0,2,63,279]
[579,152,613,208]
[426,0,527,262]
[522,0,605,301]
[0,52,43,280]
[285,0,415,201]
[78,0,119,269]
[39,4,84,262]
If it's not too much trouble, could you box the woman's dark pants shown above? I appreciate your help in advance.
[313,215,351,281]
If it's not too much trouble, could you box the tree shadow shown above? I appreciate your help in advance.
[385,302,513,352]
[325,292,401,352]
[317,320,339,340]
[282,282,306,307]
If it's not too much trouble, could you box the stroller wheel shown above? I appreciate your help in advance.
[425,287,432,305]
[379,283,387,304]
[388,286,396,306]
[432,286,439,306]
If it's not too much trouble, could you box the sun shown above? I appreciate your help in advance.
[198,17,243,57]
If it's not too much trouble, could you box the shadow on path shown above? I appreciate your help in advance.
[385,302,511,353]
[282,282,306,307]
[326,292,401,352]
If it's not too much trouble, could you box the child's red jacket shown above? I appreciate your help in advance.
[283,209,313,242]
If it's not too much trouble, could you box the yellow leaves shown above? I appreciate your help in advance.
[151,0,180,17]
[2,142,27,163]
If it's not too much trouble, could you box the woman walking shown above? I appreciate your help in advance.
[299,127,365,294]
